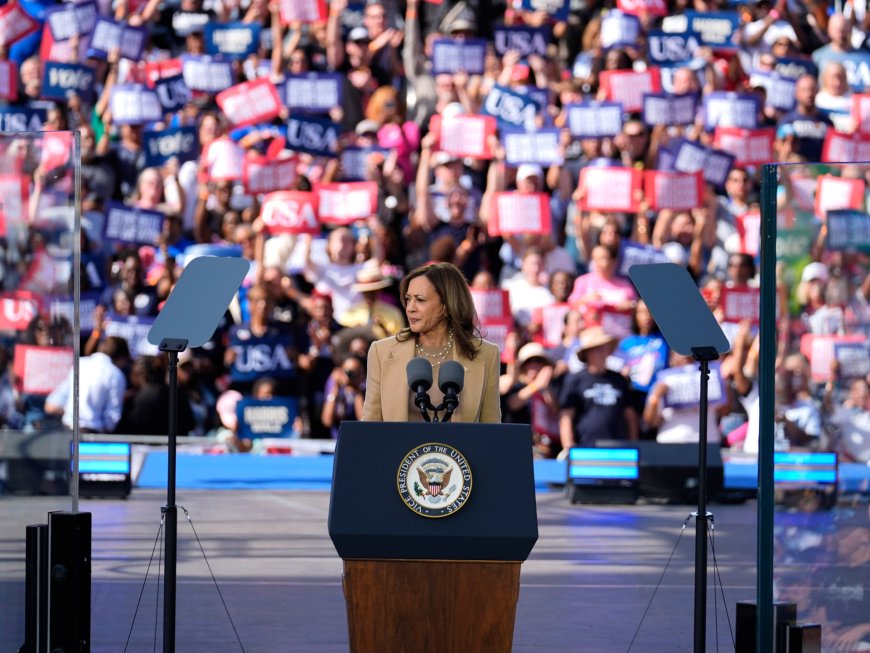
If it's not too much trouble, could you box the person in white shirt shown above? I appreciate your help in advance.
[45,336,129,433]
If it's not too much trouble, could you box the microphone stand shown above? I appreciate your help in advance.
[414,390,435,422]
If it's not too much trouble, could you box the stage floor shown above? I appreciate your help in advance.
[2,490,760,652]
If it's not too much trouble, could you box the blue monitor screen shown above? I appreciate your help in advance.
[568,448,639,481]
[773,451,837,486]
[77,442,132,475]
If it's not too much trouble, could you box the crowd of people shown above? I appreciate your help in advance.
[0,0,869,462]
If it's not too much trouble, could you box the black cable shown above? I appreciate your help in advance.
[123,515,165,653]
[154,520,163,653]
[708,519,736,649]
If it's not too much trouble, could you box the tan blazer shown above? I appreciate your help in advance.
[362,335,502,423]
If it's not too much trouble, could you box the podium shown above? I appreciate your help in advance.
[329,422,538,652]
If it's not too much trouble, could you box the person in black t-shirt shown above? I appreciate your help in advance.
[559,326,638,448]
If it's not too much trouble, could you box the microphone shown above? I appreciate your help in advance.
[406,358,434,422]
[438,360,464,422]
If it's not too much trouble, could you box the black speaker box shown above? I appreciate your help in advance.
[735,600,797,653]
[21,524,48,653]
[634,441,724,503]
[786,624,821,653]
[47,512,91,653]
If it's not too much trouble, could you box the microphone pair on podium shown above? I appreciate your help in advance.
[406,358,464,422]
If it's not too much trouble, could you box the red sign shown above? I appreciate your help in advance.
[736,211,761,256]
[471,288,511,321]
[0,2,40,46]
[279,0,327,24]
[0,291,40,330]
[217,78,283,127]
[814,174,865,221]
[201,138,245,181]
[579,167,643,213]
[479,316,515,364]
[490,192,551,236]
[0,61,17,101]
[599,307,633,339]
[532,302,571,347]
[821,130,870,163]
[617,0,668,15]
[314,182,378,225]
[644,171,704,211]
[599,68,661,113]
[720,285,760,324]
[713,127,775,167]
[40,132,73,172]
[800,333,867,382]
[143,59,184,87]
[259,191,320,234]
[852,94,870,134]
[433,114,497,159]
[13,345,73,395]
[244,156,298,194]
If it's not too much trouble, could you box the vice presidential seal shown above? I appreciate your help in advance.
[397,442,472,518]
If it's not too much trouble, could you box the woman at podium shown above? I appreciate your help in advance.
[361,262,501,423]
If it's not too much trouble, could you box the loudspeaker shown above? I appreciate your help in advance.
[47,512,91,653]
[735,600,797,653]
[635,442,724,503]
[786,624,821,653]
[21,524,48,653]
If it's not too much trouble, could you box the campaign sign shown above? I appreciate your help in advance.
[278,0,328,24]
[852,94,870,135]
[205,22,261,60]
[202,138,245,181]
[833,342,870,380]
[647,30,701,67]
[471,288,511,321]
[172,11,209,36]
[776,226,816,263]
[642,92,697,126]
[826,209,870,251]
[748,72,796,112]
[480,315,516,364]
[42,62,96,104]
[155,75,192,113]
[0,292,40,331]
[431,38,487,75]
[46,0,98,41]
[482,85,540,129]
[104,314,158,358]
[503,127,562,166]
[599,69,662,114]
[89,18,148,61]
[721,285,760,324]
[617,0,668,17]
[104,202,165,245]
[821,130,870,163]
[671,138,734,188]
[316,182,378,225]
[286,114,340,158]
[339,146,389,181]
[565,102,623,138]
[244,157,298,194]
[236,397,298,439]
[259,191,320,234]
[644,171,704,211]
[618,241,670,277]
[490,192,551,236]
[703,92,759,131]
[532,302,572,348]
[601,11,641,50]
[520,0,569,21]
[774,57,817,81]
[182,56,235,93]
[836,51,870,92]
[283,73,343,113]
[800,333,867,382]
[110,85,163,125]
[657,362,724,408]
[13,345,74,395]
[143,126,198,168]
[435,114,497,159]
[713,127,775,167]
[50,292,99,334]
[0,2,39,46]
[493,26,551,57]
[736,211,761,255]
[229,333,297,383]
[0,174,28,227]
[661,11,740,51]
[579,167,643,213]
[144,59,185,86]
[0,61,16,101]
[217,78,282,127]
[815,175,865,220]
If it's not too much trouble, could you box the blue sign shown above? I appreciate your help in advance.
[647,30,701,66]
[110,84,163,125]
[502,127,562,166]
[521,0,569,21]
[283,73,343,113]
[431,38,487,75]
[565,102,623,138]
[0,107,46,131]
[104,202,165,245]
[832,51,870,92]
[662,11,740,50]
[45,0,98,41]
[229,331,297,383]
[601,11,641,50]
[493,26,551,57]
[205,22,262,60]
[642,92,697,126]
[703,91,759,131]
[826,209,870,250]
[339,146,389,181]
[286,114,341,158]
[671,138,734,188]
[88,17,147,61]
[155,75,192,113]
[748,71,796,111]
[481,84,540,129]
[104,314,158,358]
[181,56,235,93]
[42,62,96,103]
[143,126,199,168]
[236,397,299,439]
[774,57,817,80]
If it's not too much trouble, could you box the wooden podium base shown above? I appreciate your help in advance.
[343,559,522,653]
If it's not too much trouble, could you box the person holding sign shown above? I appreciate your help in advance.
[361,262,501,423]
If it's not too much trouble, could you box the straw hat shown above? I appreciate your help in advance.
[516,342,554,368]
[352,267,392,293]
[577,326,617,363]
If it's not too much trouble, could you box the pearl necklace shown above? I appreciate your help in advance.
[415,331,454,367]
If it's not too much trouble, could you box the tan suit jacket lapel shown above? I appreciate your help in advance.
[453,349,484,423]
[380,338,416,422]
